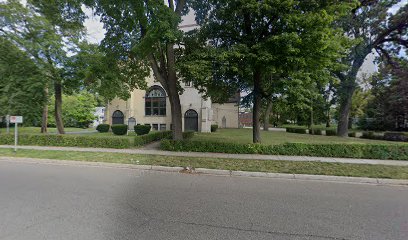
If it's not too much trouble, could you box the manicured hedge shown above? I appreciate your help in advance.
[134,131,195,147]
[135,125,151,136]
[286,128,307,134]
[309,129,322,135]
[182,131,195,139]
[111,124,128,135]
[325,129,337,136]
[211,124,218,132]
[96,124,110,133]
[160,140,408,160]
[361,131,384,140]
[383,132,408,142]
[134,131,172,146]
[0,134,133,149]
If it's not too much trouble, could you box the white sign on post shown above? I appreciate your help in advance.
[10,116,23,152]
[10,116,23,124]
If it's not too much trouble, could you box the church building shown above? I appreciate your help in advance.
[105,75,240,132]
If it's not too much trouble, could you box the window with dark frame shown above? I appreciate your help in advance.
[145,86,166,116]
[160,124,166,131]
[152,124,159,131]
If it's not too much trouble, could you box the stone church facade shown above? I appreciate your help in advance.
[105,75,239,132]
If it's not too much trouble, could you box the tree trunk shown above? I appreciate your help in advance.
[263,99,272,131]
[310,106,314,134]
[41,87,48,133]
[166,44,183,140]
[337,90,354,137]
[54,80,65,134]
[337,54,366,137]
[326,109,330,128]
[253,69,262,143]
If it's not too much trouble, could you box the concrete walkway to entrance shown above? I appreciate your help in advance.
[1,145,407,167]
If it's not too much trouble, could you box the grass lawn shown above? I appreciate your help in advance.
[2,127,96,134]
[1,148,408,179]
[193,128,408,145]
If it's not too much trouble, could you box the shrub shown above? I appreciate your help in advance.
[294,128,307,134]
[211,124,218,132]
[361,131,384,140]
[183,131,195,139]
[383,132,408,142]
[135,125,151,136]
[111,124,128,135]
[96,124,110,133]
[325,129,337,136]
[133,130,195,147]
[286,127,307,134]
[160,140,408,160]
[0,134,133,149]
[134,131,172,146]
[348,132,357,138]
[309,129,322,135]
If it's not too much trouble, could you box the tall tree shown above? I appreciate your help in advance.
[0,0,85,134]
[186,0,352,143]
[79,0,189,140]
[334,0,408,136]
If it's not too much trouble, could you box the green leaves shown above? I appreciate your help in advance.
[0,37,47,124]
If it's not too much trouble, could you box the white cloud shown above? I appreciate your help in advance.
[82,6,106,44]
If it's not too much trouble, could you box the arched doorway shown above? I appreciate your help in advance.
[112,110,124,125]
[184,109,198,132]
[222,116,227,128]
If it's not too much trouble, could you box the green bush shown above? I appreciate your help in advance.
[361,131,384,140]
[111,124,128,135]
[133,130,195,147]
[135,125,151,136]
[211,124,218,132]
[0,134,133,149]
[348,132,357,138]
[183,131,195,139]
[309,129,322,135]
[362,131,374,139]
[325,129,337,136]
[383,132,408,142]
[160,140,408,160]
[286,127,306,134]
[134,131,172,147]
[294,128,307,134]
[96,124,110,133]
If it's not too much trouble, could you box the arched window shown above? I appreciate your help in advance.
[112,110,124,124]
[145,86,166,116]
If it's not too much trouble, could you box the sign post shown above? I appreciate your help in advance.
[6,115,10,134]
[10,116,23,152]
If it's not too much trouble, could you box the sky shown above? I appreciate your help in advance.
[83,7,197,44]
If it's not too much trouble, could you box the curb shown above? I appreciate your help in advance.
[1,156,408,186]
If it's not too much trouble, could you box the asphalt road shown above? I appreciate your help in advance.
[0,159,407,240]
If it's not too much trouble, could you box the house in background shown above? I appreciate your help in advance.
[93,107,105,127]
[105,76,239,132]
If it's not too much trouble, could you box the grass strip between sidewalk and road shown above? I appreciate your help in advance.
[1,148,408,180]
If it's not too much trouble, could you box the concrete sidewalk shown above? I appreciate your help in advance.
[1,144,407,166]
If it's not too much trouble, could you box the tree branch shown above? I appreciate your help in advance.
[175,0,186,16]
